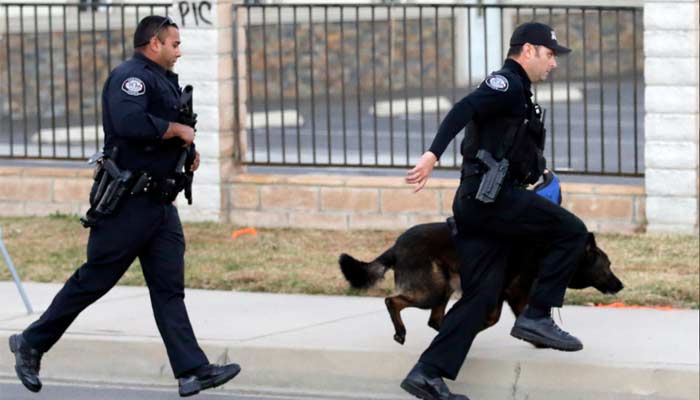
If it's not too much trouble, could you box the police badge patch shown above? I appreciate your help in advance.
[485,74,509,92]
[121,77,145,96]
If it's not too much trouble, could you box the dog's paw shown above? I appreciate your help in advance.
[428,320,441,331]
[394,333,406,345]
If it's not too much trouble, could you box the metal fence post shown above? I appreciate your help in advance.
[0,226,34,315]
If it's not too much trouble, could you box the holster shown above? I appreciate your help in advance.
[81,148,134,228]
[475,149,509,203]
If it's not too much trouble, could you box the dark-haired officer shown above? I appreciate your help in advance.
[402,22,586,400]
[9,15,240,397]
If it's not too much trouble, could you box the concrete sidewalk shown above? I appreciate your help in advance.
[0,281,698,399]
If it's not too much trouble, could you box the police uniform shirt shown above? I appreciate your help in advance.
[428,58,534,159]
[101,52,184,180]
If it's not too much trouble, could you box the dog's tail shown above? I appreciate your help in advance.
[338,247,395,289]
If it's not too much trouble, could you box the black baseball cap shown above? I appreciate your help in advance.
[509,22,571,55]
[133,15,178,48]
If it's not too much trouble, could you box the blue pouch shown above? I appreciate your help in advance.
[533,170,562,205]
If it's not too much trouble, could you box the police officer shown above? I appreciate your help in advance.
[401,23,587,400]
[9,16,240,397]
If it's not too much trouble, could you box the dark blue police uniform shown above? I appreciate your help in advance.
[416,58,588,380]
[22,52,209,378]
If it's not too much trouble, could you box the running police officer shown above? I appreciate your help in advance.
[9,16,240,397]
[401,22,588,400]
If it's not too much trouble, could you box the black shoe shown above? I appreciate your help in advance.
[8,334,43,393]
[510,314,583,352]
[178,363,241,397]
[400,363,470,400]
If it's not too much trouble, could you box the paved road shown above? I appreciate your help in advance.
[0,380,374,400]
[238,80,646,174]
[0,379,685,400]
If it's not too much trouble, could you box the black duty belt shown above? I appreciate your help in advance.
[461,162,483,178]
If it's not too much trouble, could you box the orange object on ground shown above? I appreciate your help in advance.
[595,302,681,311]
[231,227,257,239]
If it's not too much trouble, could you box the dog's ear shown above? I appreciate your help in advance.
[586,232,597,251]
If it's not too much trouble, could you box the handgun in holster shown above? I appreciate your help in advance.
[80,147,133,228]
[475,149,509,203]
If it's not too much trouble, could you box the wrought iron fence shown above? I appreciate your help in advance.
[234,3,644,176]
[0,2,170,160]
[0,2,645,177]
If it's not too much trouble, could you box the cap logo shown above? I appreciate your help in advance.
[485,74,509,92]
[121,77,145,96]
[551,30,557,41]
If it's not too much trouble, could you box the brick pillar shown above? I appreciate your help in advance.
[168,0,239,221]
[644,0,699,234]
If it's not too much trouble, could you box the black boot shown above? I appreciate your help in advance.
[400,362,470,400]
[178,363,241,397]
[9,334,43,392]
[510,308,583,352]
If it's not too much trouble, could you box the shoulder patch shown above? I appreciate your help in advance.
[485,74,509,92]
[121,77,146,96]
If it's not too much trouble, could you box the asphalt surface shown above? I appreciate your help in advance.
[243,80,645,174]
[0,379,684,400]
[0,380,362,400]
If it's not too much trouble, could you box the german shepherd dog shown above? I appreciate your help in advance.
[339,219,624,345]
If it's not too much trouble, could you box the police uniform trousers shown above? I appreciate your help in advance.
[22,194,209,377]
[419,179,588,380]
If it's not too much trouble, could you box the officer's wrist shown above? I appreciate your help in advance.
[162,122,179,140]
[424,151,438,163]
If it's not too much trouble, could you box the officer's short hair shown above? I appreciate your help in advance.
[133,15,178,49]
[507,45,524,58]
[507,44,548,58]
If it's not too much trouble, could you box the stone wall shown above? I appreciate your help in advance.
[643,0,699,234]
[224,173,646,233]
[0,167,92,217]
[0,166,645,233]
[243,16,454,100]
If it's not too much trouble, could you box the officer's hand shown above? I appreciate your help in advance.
[406,151,437,193]
[190,151,200,172]
[163,122,195,146]
[177,124,196,147]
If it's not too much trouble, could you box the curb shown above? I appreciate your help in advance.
[1,333,697,400]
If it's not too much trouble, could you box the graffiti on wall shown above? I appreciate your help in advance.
[177,1,212,27]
